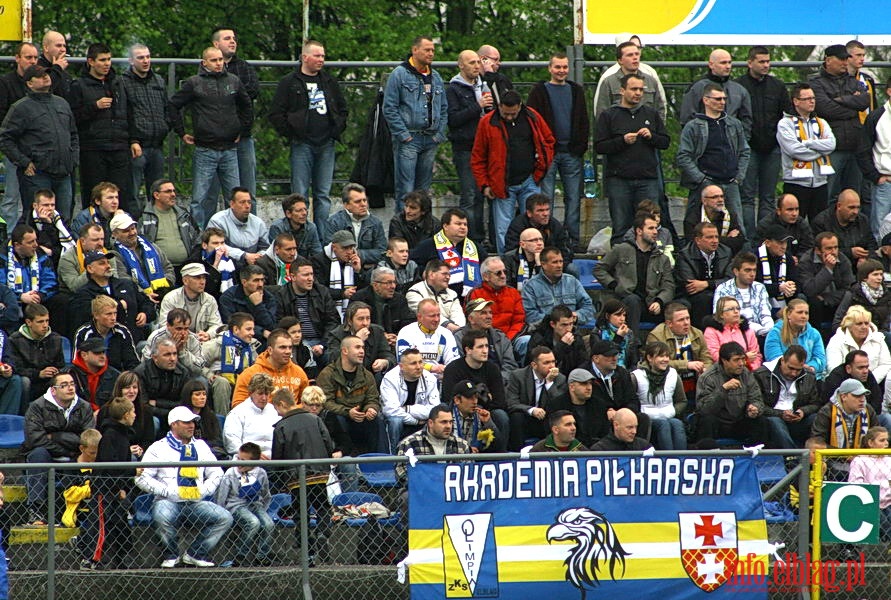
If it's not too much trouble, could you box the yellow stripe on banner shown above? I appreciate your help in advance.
[410,520,768,551]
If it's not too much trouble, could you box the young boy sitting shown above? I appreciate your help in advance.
[61,428,101,570]
[378,237,419,294]
[202,312,260,415]
[215,441,274,567]
[278,316,318,380]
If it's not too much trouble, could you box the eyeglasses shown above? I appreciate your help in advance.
[54,382,75,389]
[722,306,741,312]
[489,270,506,276]
[374,279,397,286]
[705,96,727,102]
[522,237,544,243]
[796,96,816,101]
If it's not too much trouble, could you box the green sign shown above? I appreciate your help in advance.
[820,483,880,544]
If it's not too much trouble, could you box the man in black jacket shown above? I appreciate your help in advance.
[0,64,78,222]
[447,50,490,244]
[594,73,669,244]
[735,46,791,238]
[70,250,156,342]
[809,44,871,202]
[169,47,252,227]
[275,258,340,358]
[212,27,260,201]
[527,52,590,249]
[0,42,39,226]
[69,336,120,413]
[675,222,733,328]
[121,44,171,207]
[591,408,651,451]
[22,370,94,524]
[754,345,822,448]
[68,43,134,215]
[9,303,65,402]
[133,338,194,433]
[583,339,649,442]
[37,31,72,99]
[268,40,347,236]
[504,194,573,263]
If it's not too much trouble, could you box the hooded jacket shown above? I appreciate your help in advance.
[232,349,309,408]
[471,105,555,199]
[447,74,489,151]
[22,389,94,457]
[825,323,891,384]
[8,324,65,398]
[268,67,348,143]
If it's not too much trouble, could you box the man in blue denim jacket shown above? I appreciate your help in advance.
[383,36,448,211]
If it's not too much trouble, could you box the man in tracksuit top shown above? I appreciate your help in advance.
[169,47,253,228]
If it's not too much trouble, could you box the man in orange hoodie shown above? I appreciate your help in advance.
[231,329,308,408]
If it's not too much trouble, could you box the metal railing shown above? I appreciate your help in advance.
[2,449,817,600]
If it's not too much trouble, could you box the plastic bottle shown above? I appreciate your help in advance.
[583,160,597,199]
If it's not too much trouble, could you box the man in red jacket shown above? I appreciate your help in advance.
[467,256,529,359]
[471,90,554,254]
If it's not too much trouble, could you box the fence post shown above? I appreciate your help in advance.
[796,451,811,600]
[46,466,56,600]
[298,464,313,600]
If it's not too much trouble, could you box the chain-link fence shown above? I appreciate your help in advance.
[1,451,823,600]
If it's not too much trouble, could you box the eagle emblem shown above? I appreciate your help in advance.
[546,507,630,600]
[678,512,738,592]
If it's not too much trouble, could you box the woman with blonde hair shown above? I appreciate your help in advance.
[702,296,762,370]
[826,305,891,384]
[764,299,826,378]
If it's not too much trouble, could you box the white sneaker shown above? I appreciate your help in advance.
[160,557,181,568]
[182,553,215,568]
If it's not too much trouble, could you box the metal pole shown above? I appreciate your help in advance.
[47,466,56,600]
[302,0,309,48]
[797,451,811,600]
[298,465,313,600]
[21,0,31,42]
[166,62,177,181]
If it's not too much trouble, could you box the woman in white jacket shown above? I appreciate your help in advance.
[630,341,688,450]
[826,305,891,385]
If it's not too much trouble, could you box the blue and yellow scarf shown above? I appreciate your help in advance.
[166,432,201,500]
[115,236,170,293]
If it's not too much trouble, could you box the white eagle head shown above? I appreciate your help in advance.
[547,507,631,599]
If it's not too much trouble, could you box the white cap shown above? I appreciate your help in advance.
[167,406,200,425]
[109,211,136,231]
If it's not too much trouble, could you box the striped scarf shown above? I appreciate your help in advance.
[434,230,480,297]
[791,116,834,177]
[75,240,114,273]
[203,250,236,293]
[6,241,39,294]
[219,330,255,385]
[325,243,354,319]
[757,243,787,303]
[701,205,729,236]
[673,334,696,394]
[830,397,869,449]
[33,210,75,252]
[516,255,530,290]
[857,73,874,124]
[115,237,169,293]
[166,432,201,500]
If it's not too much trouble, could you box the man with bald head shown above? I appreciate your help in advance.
[679,49,752,136]
[755,193,814,258]
[591,408,652,451]
[448,50,491,243]
[811,189,877,271]
[503,227,543,289]
[37,31,72,98]
[169,47,253,227]
[477,44,513,105]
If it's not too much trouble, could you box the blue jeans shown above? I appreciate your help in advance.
[393,134,439,211]
[236,136,256,199]
[604,177,662,244]
[827,149,862,203]
[452,148,485,243]
[650,417,687,450]
[540,152,583,246]
[872,180,891,240]
[231,504,274,559]
[386,416,423,454]
[152,498,234,561]
[26,446,71,514]
[0,374,23,416]
[741,147,781,240]
[513,334,531,365]
[191,146,240,227]
[18,169,73,223]
[765,413,815,449]
[1,157,21,227]
[336,415,386,453]
[290,139,335,238]
[492,176,540,254]
[131,146,166,209]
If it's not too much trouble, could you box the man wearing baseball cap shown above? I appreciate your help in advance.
[811,377,877,448]
[68,336,119,411]
[109,211,175,301]
[546,367,600,447]
[808,44,870,202]
[157,261,223,342]
[0,63,77,221]
[136,405,232,568]
[584,338,650,443]
[450,380,501,453]
[311,229,367,320]
[453,297,518,373]
[754,224,799,310]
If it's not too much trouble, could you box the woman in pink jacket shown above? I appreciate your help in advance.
[702,296,763,370]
